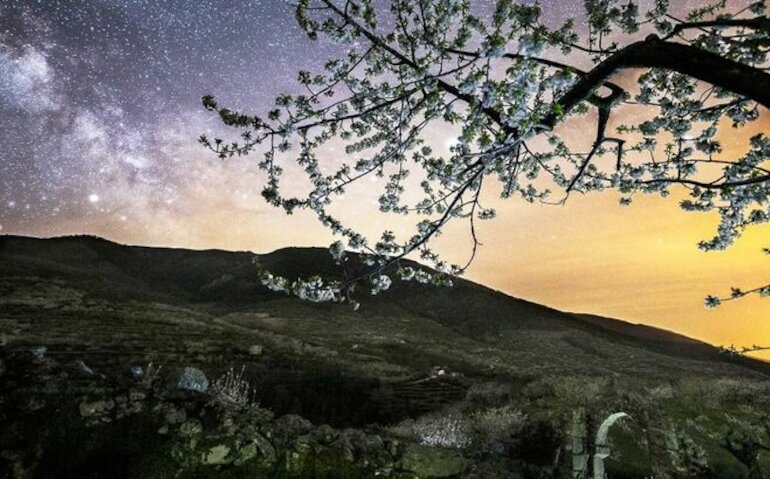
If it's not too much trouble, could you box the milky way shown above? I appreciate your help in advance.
[0,0,603,240]
[0,0,347,236]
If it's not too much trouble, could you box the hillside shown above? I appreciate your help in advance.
[1,234,766,388]
[3,235,770,478]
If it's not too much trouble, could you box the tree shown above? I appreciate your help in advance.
[201,0,770,307]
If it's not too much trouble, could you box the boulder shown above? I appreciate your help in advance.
[203,444,231,465]
[79,399,115,418]
[74,359,94,376]
[30,346,47,359]
[178,419,203,438]
[252,433,277,464]
[177,367,208,393]
[401,444,467,478]
[248,344,264,356]
[285,442,313,475]
[162,403,187,425]
[275,414,313,439]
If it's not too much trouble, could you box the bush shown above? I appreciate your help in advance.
[524,376,609,406]
[666,428,709,478]
[646,384,675,402]
[465,381,515,407]
[391,406,526,450]
[209,366,257,408]
[471,405,526,446]
[412,413,473,448]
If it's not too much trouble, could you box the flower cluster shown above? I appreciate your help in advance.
[329,240,346,264]
[370,274,392,295]
[413,414,472,448]
[260,270,342,303]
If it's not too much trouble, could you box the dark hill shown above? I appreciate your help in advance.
[1,233,768,427]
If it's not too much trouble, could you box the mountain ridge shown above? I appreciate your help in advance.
[0,234,726,343]
[1,233,768,380]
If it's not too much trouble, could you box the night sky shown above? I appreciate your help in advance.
[1,0,768,354]
[0,0,349,235]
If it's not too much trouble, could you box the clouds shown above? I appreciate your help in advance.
[0,43,60,112]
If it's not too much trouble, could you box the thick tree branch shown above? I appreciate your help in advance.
[642,174,770,189]
[444,46,626,108]
[667,16,770,39]
[541,35,770,133]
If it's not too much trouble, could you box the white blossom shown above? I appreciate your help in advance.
[370,274,391,295]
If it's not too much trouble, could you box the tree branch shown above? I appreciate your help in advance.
[666,16,770,39]
[540,35,770,138]
[318,0,516,134]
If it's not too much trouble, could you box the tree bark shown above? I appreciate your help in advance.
[544,35,770,128]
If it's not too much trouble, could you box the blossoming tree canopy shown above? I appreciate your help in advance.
[200,0,770,307]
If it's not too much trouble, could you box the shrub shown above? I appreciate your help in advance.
[209,366,257,408]
[465,381,515,407]
[524,376,609,406]
[552,376,609,405]
[391,406,526,450]
[646,384,675,402]
[471,405,526,446]
[666,429,709,478]
[389,413,473,449]
[415,413,473,448]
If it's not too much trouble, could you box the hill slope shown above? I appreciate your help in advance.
[1,234,768,425]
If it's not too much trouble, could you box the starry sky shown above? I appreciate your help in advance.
[0,0,346,236]
[1,0,769,356]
